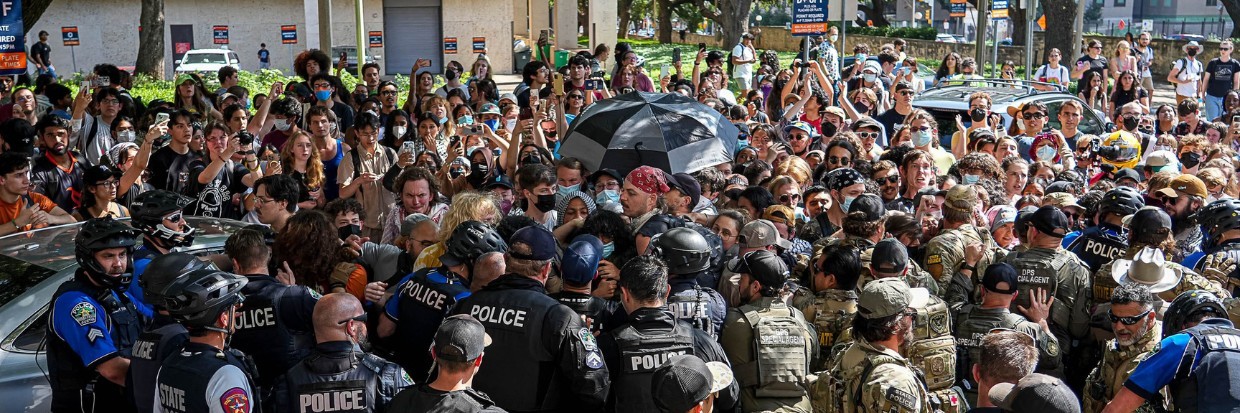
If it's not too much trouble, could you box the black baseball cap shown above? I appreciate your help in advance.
[83,164,122,186]
[982,262,1019,294]
[1128,206,1172,241]
[666,172,702,210]
[651,355,732,413]
[589,168,623,185]
[1014,205,1039,235]
[1029,206,1070,238]
[432,314,492,362]
[483,175,514,190]
[871,238,908,276]
[849,193,886,222]
[508,226,559,261]
[1114,168,1143,184]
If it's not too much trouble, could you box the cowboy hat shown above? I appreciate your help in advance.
[1111,246,1183,293]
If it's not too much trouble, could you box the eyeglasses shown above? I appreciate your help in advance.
[857,131,880,140]
[1023,112,1046,120]
[1109,309,1152,325]
[163,212,183,223]
[96,180,119,188]
[337,313,368,325]
[790,133,809,141]
[254,196,275,205]
[380,90,398,96]
[879,175,900,184]
[100,99,121,105]
[828,156,850,165]
[779,193,801,204]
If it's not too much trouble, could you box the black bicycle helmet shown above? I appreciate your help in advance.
[140,252,217,308]
[440,220,508,267]
[164,269,248,330]
[130,190,196,247]
[74,217,139,291]
[1196,198,1240,243]
[1097,186,1144,218]
[652,227,711,275]
[1164,290,1227,337]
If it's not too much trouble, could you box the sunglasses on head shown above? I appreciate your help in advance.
[1109,309,1152,325]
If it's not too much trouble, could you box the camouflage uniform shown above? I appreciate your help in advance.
[925,224,998,297]
[1001,246,1092,371]
[825,339,932,413]
[954,307,1061,405]
[1083,320,1165,413]
[790,287,857,371]
[720,296,818,412]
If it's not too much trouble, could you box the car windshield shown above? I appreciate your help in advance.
[184,53,227,64]
[0,254,57,309]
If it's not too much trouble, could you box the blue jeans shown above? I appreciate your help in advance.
[1206,94,1225,121]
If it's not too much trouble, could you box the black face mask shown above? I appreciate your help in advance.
[822,121,838,138]
[467,162,489,188]
[970,108,987,123]
[854,102,871,114]
[521,153,542,165]
[1188,49,1200,57]
[446,68,460,81]
[1122,115,1139,131]
[534,193,557,213]
[1180,152,1202,169]
[338,224,362,241]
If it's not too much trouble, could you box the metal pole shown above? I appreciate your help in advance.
[992,24,1000,77]
[318,0,332,53]
[355,0,365,78]
[1025,0,1035,80]
[976,0,988,68]
[841,0,848,63]
[70,46,77,74]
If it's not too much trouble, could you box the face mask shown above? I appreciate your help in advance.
[392,126,407,138]
[468,162,489,184]
[1122,115,1139,131]
[601,242,615,259]
[963,174,980,185]
[117,130,136,142]
[484,119,500,131]
[1181,152,1202,169]
[446,68,460,81]
[914,129,934,147]
[1037,146,1057,161]
[737,138,749,152]
[273,118,291,131]
[970,108,987,123]
[505,119,517,131]
[854,102,871,114]
[760,84,773,98]
[863,74,877,83]
[314,90,332,102]
[522,153,542,165]
[337,224,362,241]
[499,199,514,213]
[597,189,620,204]
[558,183,581,197]
[534,193,557,212]
[1189,49,1200,57]
[459,115,474,125]
[822,121,838,138]
[243,99,252,111]
[841,195,856,212]
[436,115,448,125]
[829,34,839,42]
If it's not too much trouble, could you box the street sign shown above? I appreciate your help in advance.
[61,26,79,46]
[992,0,1009,19]
[1142,19,1153,32]
[368,31,383,48]
[950,0,967,17]
[472,37,486,53]
[281,25,297,44]
[213,25,229,45]
[792,0,828,36]
[0,0,25,76]
[444,37,457,54]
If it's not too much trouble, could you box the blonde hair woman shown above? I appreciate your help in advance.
[280,130,326,208]
[411,191,502,271]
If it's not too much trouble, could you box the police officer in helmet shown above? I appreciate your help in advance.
[597,255,739,412]
[129,190,197,313]
[549,234,620,333]
[154,269,258,413]
[272,293,411,413]
[1103,290,1240,412]
[48,217,144,413]
[378,220,508,382]
[224,228,320,396]
[653,227,728,340]
[128,252,216,413]
[1064,186,1144,274]
[451,226,610,411]
[1191,198,1240,295]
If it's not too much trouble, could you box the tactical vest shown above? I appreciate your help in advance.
[1094,260,1123,307]
[47,278,143,413]
[457,280,564,411]
[231,277,315,391]
[1008,249,1070,332]
[1067,226,1129,274]
[551,291,612,333]
[156,342,262,413]
[1086,325,1164,413]
[816,343,930,413]
[129,318,189,413]
[807,289,857,369]
[280,349,406,413]
[611,318,696,412]
[391,267,471,382]
[907,293,966,413]
[954,308,1032,402]
[733,301,811,398]
[1168,324,1240,413]
[667,283,718,339]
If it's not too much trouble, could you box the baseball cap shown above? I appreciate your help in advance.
[666,173,702,210]
[498,93,518,105]
[399,213,431,238]
[784,121,816,137]
[848,194,886,222]
[871,239,909,276]
[1014,206,1040,235]
[1113,168,1143,184]
[432,314,492,362]
[1156,174,1209,199]
[483,175,514,190]
[651,355,734,413]
[1028,205,1070,238]
[823,106,846,120]
[728,250,789,289]
[1144,150,1179,172]
[738,219,792,250]
[988,373,1081,413]
[561,235,604,286]
[982,262,1019,294]
[942,184,978,214]
[508,226,559,261]
[174,73,196,86]
[589,168,623,186]
[479,103,502,115]
[1043,181,1077,195]
[858,278,928,319]
[1125,206,1172,239]
[1042,192,1083,212]
[763,205,796,226]
[83,164,122,186]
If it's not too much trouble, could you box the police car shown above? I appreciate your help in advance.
[0,217,249,413]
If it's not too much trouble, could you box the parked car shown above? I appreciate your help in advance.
[911,79,1108,148]
[330,45,381,73]
[174,49,241,75]
[841,56,936,90]
[936,33,959,43]
[0,217,249,413]
[1163,33,1208,42]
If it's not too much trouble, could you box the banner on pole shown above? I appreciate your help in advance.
[0,0,25,76]
[281,25,297,44]
[792,0,828,36]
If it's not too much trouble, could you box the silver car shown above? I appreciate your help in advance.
[0,217,250,413]
[911,79,1109,148]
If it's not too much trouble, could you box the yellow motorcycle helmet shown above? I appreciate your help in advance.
[1097,130,1141,170]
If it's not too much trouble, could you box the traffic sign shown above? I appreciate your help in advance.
[992,0,1009,19]
[213,26,229,45]
[62,26,79,46]
[444,37,457,54]
[950,0,967,17]
[792,0,828,36]
[368,31,383,48]
[281,25,297,44]
[472,37,486,53]
[0,0,25,76]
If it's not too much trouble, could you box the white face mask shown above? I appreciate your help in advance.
[392,125,407,138]
[116,130,136,142]
[273,118,291,132]
[829,34,839,43]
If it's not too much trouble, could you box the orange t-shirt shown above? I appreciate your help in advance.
[0,192,57,231]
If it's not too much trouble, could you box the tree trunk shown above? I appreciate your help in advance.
[23,0,54,35]
[858,0,892,26]
[715,0,751,50]
[618,0,634,39]
[135,0,165,77]
[1043,0,1075,64]
[656,0,673,43]
[1009,5,1026,46]
[1225,0,1240,38]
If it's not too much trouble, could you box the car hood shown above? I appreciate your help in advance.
[0,217,251,273]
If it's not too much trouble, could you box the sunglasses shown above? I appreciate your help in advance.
[164,212,184,223]
[828,156,850,165]
[779,193,802,204]
[879,175,900,184]
[337,313,368,325]
[857,131,880,140]
[790,134,810,141]
[1023,112,1046,120]
[1109,309,1152,325]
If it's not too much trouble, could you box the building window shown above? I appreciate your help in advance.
[1208,0,1218,6]
[1115,0,1126,6]
[1163,0,1171,6]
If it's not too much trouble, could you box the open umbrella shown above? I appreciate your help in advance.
[558,91,739,176]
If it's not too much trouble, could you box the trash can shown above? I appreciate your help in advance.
[513,40,532,73]
[555,49,571,69]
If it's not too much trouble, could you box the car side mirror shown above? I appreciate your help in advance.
[1105,122,1117,133]
[174,59,181,65]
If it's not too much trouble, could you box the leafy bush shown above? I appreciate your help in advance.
[831,24,938,41]
[124,68,419,109]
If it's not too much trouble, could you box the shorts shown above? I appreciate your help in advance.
[734,74,753,90]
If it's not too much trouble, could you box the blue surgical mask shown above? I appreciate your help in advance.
[243,99,251,110]
[842,196,857,212]
[1037,146,1057,161]
[597,189,620,204]
[484,119,500,131]
[459,115,474,125]
[314,90,332,102]
[558,183,580,197]
[863,74,877,83]
[737,138,749,152]
[963,174,980,185]
[436,115,448,125]
[914,129,933,147]
[601,242,615,259]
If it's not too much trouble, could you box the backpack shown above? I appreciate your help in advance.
[735,302,812,398]
[727,45,737,75]
[349,145,396,180]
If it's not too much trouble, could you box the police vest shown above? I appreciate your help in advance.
[46,277,143,413]
[391,267,471,382]
[808,289,857,369]
[230,277,315,391]
[667,283,718,339]
[1169,324,1240,413]
[280,349,406,413]
[1067,226,1129,274]
[551,291,613,333]
[129,318,189,413]
[156,343,261,413]
[733,301,812,398]
[611,318,695,412]
[954,309,1031,396]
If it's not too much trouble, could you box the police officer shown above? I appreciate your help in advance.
[154,269,257,413]
[1065,186,1144,275]
[955,263,1059,404]
[720,249,817,411]
[926,184,998,303]
[549,234,620,333]
[387,314,504,412]
[451,226,610,411]
[1001,206,1091,372]
[378,220,507,382]
[824,278,931,413]
[1103,290,1240,412]
[653,227,728,340]
[597,255,739,412]
[1191,198,1240,295]
[791,243,862,370]
[48,217,144,413]
[1093,208,1228,306]
[129,190,197,313]
[813,194,939,294]
[1082,283,1163,413]
[273,293,410,413]
[224,227,320,394]
[128,252,215,413]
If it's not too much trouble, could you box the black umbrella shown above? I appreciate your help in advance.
[558,91,739,176]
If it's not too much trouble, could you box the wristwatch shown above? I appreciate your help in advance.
[10,220,19,229]
[960,263,977,272]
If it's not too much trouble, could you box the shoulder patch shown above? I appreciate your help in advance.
[220,387,250,413]
[578,327,598,351]
[926,255,942,265]
[308,288,322,300]
[885,386,918,411]
[71,301,98,326]
[401,370,414,384]
[585,351,604,369]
